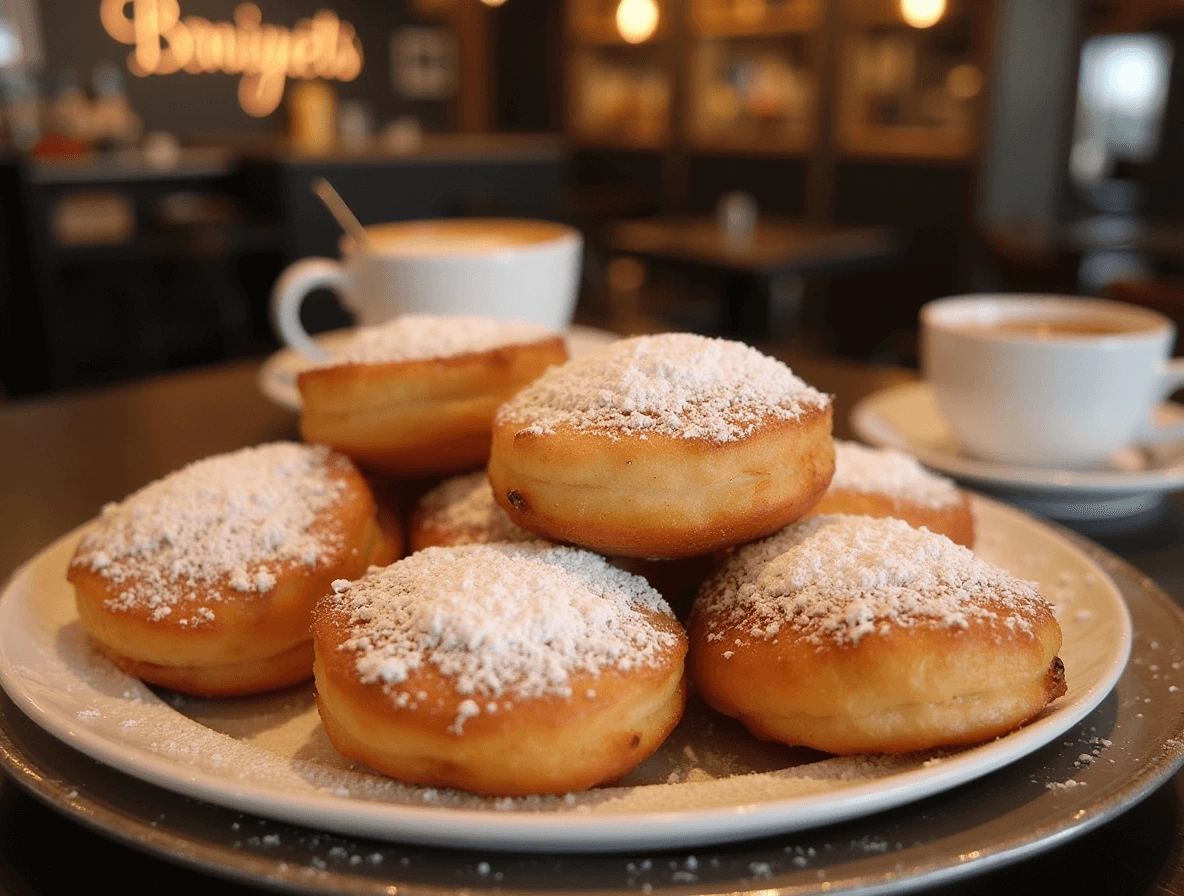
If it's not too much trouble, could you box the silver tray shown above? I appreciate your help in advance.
[2,531,1184,895]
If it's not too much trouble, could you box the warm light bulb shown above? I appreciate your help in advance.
[900,0,946,28]
[616,0,659,44]
[479,0,507,6]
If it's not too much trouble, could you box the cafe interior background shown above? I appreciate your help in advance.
[0,0,1176,399]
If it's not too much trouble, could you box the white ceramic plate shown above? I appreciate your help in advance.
[257,325,621,412]
[851,381,1184,521]
[0,497,1131,853]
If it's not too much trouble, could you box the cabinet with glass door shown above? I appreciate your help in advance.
[835,0,988,161]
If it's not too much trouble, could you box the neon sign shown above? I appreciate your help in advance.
[99,0,364,117]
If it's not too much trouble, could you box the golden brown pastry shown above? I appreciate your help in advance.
[313,543,687,796]
[68,443,400,697]
[409,471,719,616]
[488,333,835,559]
[408,471,538,551]
[298,315,568,476]
[807,441,975,546]
[689,514,1065,754]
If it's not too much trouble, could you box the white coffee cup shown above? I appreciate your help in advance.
[920,294,1184,468]
[271,218,583,361]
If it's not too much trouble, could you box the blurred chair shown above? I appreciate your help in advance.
[1107,277,1184,354]
[151,192,254,358]
[558,182,660,326]
[980,221,1081,294]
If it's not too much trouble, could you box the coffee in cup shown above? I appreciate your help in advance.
[920,295,1184,468]
[271,218,582,361]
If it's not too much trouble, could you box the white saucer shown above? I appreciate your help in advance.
[257,324,621,412]
[850,381,1184,522]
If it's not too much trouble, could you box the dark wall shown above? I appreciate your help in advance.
[38,0,451,135]
[686,156,808,217]
[823,162,974,362]
[1144,27,1184,221]
[494,0,563,132]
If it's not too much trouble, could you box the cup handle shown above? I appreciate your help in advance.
[1137,358,1184,444]
[270,258,354,362]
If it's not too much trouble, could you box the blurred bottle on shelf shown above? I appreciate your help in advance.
[382,116,423,153]
[142,130,182,169]
[576,50,670,146]
[693,33,813,150]
[31,70,90,158]
[90,62,141,150]
[288,80,338,154]
[0,68,41,151]
[717,190,758,248]
[49,70,87,138]
[337,99,373,153]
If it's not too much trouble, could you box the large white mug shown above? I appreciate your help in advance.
[920,294,1184,468]
[271,218,583,361]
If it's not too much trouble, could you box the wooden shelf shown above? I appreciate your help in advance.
[691,9,822,37]
[689,134,813,156]
[569,131,670,152]
[565,9,673,156]
[569,27,671,46]
[833,0,985,166]
[836,129,976,164]
[686,20,818,159]
[564,0,994,212]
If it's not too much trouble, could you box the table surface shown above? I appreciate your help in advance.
[606,216,898,276]
[3,354,1184,895]
[985,215,1184,262]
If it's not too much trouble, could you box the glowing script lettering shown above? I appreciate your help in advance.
[100,0,364,117]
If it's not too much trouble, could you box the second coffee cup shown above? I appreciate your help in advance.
[921,294,1184,469]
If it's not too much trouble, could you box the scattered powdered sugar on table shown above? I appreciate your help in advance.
[829,440,962,509]
[495,332,828,442]
[71,443,349,621]
[316,314,556,367]
[698,515,1051,647]
[415,473,535,545]
[324,543,679,733]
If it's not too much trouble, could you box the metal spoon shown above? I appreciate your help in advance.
[311,177,372,249]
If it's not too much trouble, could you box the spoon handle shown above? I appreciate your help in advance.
[311,177,371,248]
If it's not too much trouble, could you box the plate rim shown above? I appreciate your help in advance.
[851,380,1184,494]
[0,497,1133,853]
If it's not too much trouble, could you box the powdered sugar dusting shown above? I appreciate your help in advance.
[495,333,828,442]
[415,473,535,545]
[71,443,350,620]
[697,515,1050,647]
[830,441,961,509]
[325,544,679,733]
[317,314,556,367]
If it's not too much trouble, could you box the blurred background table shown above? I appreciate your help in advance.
[3,354,1184,895]
[606,216,898,340]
